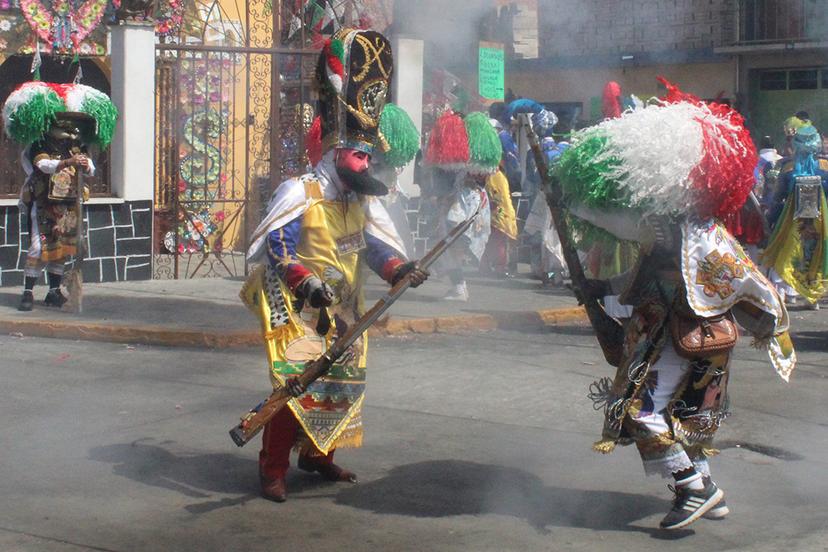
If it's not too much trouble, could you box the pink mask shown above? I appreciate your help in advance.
[335,148,371,173]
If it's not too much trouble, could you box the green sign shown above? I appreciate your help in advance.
[478,46,505,101]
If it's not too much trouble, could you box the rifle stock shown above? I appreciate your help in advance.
[229,203,483,447]
[520,115,623,366]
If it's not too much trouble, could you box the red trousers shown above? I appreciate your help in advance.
[259,407,335,480]
[481,228,510,273]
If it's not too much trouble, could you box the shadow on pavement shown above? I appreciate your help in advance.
[335,460,690,538]
[89,440,259,500]
[88,440,350,514]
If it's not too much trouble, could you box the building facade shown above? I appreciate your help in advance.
[505,0,828,146]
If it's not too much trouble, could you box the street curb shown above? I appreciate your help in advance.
[0,306,588,348]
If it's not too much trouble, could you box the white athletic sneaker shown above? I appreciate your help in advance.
[442,283,469,302]
[660,479,723,530]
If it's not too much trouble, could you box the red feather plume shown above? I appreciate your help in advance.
[658,76,756,220]
[425,110,469,167]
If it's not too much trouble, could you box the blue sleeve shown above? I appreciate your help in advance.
[266,215,302,267]
[364,231,404,278]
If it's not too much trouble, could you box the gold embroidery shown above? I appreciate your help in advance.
[352,34,390,83]
[695,250,746,299]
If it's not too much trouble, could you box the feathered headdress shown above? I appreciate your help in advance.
[557,78,755,221]
[424,109,469,170]
[307,102,420,169]
[3,82,119,147]
[463,111,502,175]
[378,103,420,168]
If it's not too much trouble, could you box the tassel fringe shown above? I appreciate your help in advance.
[592,439,617,454]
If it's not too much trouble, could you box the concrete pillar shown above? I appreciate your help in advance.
[108,23,155,201]
[391,37,424,198]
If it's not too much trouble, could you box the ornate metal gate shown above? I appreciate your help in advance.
[153,0,320,279]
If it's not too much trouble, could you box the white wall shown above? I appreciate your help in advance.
[109,23,155,201]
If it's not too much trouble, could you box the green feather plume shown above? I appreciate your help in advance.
[463,112,501,174]
[81,95,119,148]
[555,132,632,210]
[379,103,420,168]
[7,89,63,145]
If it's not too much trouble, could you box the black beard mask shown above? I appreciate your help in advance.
[336,166,389,196]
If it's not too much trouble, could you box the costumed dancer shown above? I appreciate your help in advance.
[243,29,428,502]
[760,124,828,310]
[479,114,518,278]
[306,102,421,256]
[2,82,117,311]
[557,78,796,530]
[424,110,498,301]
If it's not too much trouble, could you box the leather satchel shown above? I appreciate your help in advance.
[670,312,738,359]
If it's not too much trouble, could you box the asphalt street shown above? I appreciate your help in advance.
[1,310,827,551]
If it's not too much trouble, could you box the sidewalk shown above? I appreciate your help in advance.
[0,268,586,347]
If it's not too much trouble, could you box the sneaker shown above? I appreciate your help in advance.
[442,283,469,302]
[701,477,729,520]
[44,289,67,308]
[18,290,34,312]
[659,480,724,530]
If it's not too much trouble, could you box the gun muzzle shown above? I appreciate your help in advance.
[229,425,249,447]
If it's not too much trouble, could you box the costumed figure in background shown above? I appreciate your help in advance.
[424,110,498,301]
[558,79,796,530]
[761,124,828,310]
[2,82,117,311]
[488,102,521,193]
[243,29,428,503]
[757,135,784,214]
[521,109,571,286]
[479,114,518,278]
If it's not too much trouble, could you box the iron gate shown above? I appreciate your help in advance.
[152,0,319,279]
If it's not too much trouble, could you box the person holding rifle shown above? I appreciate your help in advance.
[243,28,427,503]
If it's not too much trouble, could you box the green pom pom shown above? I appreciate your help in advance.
[7,89,63,145]
[330,38,345,65]
[81,95,119,148]
[379,103,420,168]
[556,132,633,210]
[463,112,501,174]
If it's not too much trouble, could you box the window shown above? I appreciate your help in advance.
[822,68,828,89]
[789,69,818,90]
[759,71,787,91]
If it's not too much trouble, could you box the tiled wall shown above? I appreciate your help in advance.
[0,200,152,286]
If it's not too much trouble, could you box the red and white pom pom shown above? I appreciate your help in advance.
[323,39,345,95]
